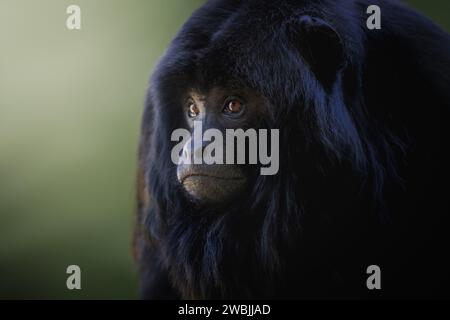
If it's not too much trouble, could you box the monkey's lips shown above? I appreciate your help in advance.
[177,164,246,203]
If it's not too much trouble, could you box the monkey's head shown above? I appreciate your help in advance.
[145,7,370,210]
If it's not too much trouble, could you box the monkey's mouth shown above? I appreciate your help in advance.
[177,164,245,183]
[180,172,245,184]
[177,164,246,203]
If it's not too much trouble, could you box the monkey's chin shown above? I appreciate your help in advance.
[181,175,246,204]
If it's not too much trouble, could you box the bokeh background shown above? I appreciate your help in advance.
[0,0,448,299]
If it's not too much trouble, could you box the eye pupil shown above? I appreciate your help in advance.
[227,100,242,113]
[188,103,199,118]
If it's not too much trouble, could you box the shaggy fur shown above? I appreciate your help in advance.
[135,0,450,299]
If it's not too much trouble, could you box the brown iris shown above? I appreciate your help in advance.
[224,98,243,114]
[188,103,200,118]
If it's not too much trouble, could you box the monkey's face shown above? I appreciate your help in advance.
[175,86,268,204]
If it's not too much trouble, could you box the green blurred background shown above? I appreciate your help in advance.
[0,0,448,299]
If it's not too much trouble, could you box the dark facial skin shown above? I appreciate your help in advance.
[176,86,267,204]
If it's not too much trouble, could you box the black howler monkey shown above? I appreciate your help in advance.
[135,0,450,299]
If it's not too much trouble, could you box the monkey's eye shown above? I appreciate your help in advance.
[188,102,200,118]
[223,97,244,115]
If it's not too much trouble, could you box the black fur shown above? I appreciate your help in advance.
[135,0,450,299]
